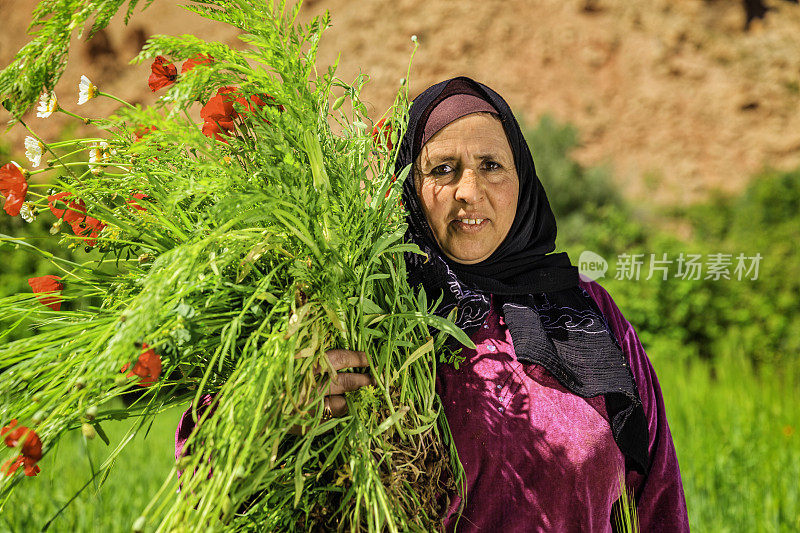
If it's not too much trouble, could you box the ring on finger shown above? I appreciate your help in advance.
[321,397,333,422]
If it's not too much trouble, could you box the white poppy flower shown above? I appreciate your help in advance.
[88,141,110,175]
[24,136,44,167]
[78,75,98,105]
[36,91,58,118]
[20,203,36,223]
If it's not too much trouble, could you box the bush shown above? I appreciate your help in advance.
[522,116,800,369]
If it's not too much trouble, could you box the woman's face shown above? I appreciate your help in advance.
[415,112,519,264]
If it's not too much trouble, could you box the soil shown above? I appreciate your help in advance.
[2,0,800,206]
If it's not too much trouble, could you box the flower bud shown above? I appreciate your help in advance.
[331,95,346,111]
[32,410,46,425]
[82,422,96,439]
[85,405,98,420]
[74,377,86,390]
[221,496,232,516]
[132,516,146,533]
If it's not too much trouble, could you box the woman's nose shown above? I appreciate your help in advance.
[453,169,485,204]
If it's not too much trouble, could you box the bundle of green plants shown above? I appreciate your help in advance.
[0,1,473,530]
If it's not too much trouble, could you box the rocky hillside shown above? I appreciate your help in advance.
[2,0,800,205]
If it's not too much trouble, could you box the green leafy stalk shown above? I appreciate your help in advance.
[614,470,640,533]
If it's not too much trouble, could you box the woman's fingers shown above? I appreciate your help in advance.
[314,349,370,374]
[326,395,348,417]
[303,350,377,425]
[323,372,377,396]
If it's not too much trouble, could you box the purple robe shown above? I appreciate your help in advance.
[435,280,689,531]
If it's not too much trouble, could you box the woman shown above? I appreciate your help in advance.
[176,76,689,532]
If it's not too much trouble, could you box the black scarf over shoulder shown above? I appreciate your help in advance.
[396,76,650,475]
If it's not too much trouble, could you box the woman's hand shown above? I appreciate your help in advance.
[288,349,376,435]
[315,349,377,418]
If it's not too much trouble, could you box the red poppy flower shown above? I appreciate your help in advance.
[48,191,90,229]
[134,125,157,140]
[81,219,106,246]
[27,275,64,311]
[48,191,73,219]
[121,343,162,387]
[2,419,42,477]
[0,163,28,217]
[202,87,284,122]
[67,210,105,246]
[48,192,106,246]
[200,87,284,140]
[200,87,239,142]
[201,86,239,123]
[1,456,40,477]
[148,56,178,92]
[181,54,214,74]
[201,118,234,143]
[127,193,149,212]
[242,93,285,116]
[2,420,43,459]
[372,118,394,151]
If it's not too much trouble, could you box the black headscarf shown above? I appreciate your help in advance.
[396,76,650,475]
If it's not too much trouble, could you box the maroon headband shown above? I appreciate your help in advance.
[421,93,499,147]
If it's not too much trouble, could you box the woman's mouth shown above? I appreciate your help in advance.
[451,218,489,232]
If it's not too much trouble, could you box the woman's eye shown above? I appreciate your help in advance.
[484,160,501,171]
[431,164,453,176]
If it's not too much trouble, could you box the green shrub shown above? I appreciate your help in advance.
[522,117,800,369]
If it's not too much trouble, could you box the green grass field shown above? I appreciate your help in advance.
[3,350,798,532]
[2,405,181,533]
[656,350,800,533]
